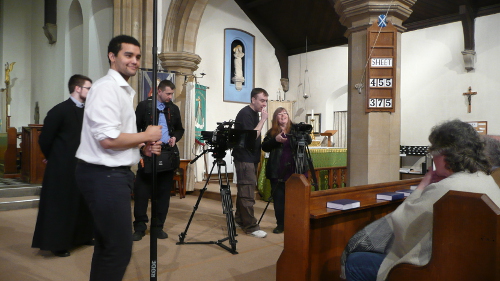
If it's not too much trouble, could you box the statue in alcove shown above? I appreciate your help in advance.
[231,45,245,91]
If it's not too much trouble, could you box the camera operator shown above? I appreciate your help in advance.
[262,107,311,234]
[232,88,269,238]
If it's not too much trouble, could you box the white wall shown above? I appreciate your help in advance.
[0,0,112,132]
[1,0,35,130]
[400,13,500,145]
[193,0,281,179]
[282,13,500,147]
[86,0,113,81]
[288,46,349,131]
[196,0,281,133]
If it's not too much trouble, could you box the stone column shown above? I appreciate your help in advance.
[113,0,144,98]
[334,0,415,186]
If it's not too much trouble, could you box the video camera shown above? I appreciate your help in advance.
[200,121,257,159]
[291,122,312,135]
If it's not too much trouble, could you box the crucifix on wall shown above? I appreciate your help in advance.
[463,86,477,113]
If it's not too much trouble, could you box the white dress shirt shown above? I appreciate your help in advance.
[76,69,140,167]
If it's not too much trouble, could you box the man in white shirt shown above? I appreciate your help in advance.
[75,35,162,281]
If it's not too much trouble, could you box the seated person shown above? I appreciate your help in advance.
[482,135,500,186]
[343,119,500,281]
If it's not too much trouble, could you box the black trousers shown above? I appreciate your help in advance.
[76,162,134,281]
[133,168,174,232]
[270,180,285,226]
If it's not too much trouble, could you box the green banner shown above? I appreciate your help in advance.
[195,84,207,144]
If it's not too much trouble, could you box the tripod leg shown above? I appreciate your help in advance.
[177,161,216,244]
[220,185,238,254]
[305,146,319,191]
[257,183,277,225]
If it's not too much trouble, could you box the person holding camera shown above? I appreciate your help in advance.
[132,79,185,241]
[262,107,311,234]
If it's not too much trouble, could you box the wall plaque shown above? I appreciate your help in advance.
[366,21,397,113]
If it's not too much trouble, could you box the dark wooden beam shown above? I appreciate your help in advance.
[45,0,57,25]
[405,3,500,34]
[460,3,476,51]
[244,0,275,9]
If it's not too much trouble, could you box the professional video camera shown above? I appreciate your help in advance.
[199,121,256,160]
[291,122,313,136]
[287,122,318,190]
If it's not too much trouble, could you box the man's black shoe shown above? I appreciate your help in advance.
[273,225,284,234]
[132,231,145,241]
[84,239,95,246]
[52,250,70,257]
[157,230,168,239]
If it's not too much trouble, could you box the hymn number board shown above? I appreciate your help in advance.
[366,21,397,113]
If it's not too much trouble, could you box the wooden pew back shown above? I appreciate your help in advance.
[388,190,500,280]
[276,174,422,281]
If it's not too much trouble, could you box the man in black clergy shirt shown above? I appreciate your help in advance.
[32,74,94,257]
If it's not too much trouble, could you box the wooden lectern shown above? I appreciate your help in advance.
[3,127,21,177]
[320,130,337,147]
[21,124,45,184]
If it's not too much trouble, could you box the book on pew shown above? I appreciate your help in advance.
[395,189,414,197]
[327,199,361,210]
[377,192,405,201]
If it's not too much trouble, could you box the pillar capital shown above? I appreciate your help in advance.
[333,0,416,36]
[158,51,202,73]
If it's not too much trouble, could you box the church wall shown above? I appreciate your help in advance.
[283,13,500,147]
[193,0,281,180]
[195,0,281,132]
[288,46,349,133]
[400,13,500,145]
[86,0,113,81]
[0,0,112,131]
[1,0,36,130]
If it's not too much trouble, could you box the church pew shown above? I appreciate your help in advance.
[276,174,422,281]
[387,190,500,280]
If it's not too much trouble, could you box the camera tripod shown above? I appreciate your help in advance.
[294,133,318,190]
[177,151,238,254]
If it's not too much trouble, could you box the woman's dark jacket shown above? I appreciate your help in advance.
[262,125,312,180]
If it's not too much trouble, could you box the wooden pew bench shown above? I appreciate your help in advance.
[276,174,422,281]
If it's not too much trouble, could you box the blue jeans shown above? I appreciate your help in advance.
[345,252,387,281]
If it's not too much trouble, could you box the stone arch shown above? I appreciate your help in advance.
[68,0,84,80]
[162,0,208,53]
[159,0,207,71]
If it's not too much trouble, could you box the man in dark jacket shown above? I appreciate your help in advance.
[132,79,184,241]
[32,74,94,257]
